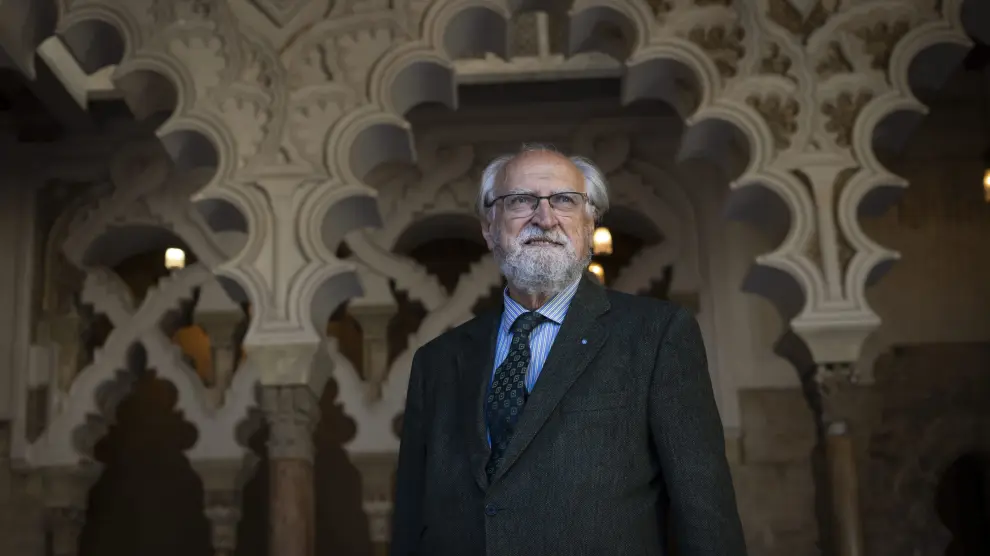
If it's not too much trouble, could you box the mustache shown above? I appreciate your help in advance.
[516,226,569,245]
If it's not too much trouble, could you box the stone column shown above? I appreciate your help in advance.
[195,313,242,407]
[352,452,398,556]
[41,465,100,556]
[44,312,83,391]
[348,305,395,402]
[815,363,864,556]
[262,384,321,556]
[193,458,257,556]
[194,278,245,407]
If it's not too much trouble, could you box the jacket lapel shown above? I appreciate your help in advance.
[456,308,500,491]
[491,274,610,484]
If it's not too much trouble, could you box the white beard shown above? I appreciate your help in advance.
[492,223,591,297]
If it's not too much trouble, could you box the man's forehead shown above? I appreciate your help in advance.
[502,151,583,190]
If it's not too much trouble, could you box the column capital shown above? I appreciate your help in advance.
[351,452,398,545]
[244,340,332,396]
[813,362,863,428]
[192,458,258,556]
[40,465,101,556]
[261,385,321,462]
[40,464,101,511]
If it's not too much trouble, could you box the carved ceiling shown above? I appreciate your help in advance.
[1,0,984,470]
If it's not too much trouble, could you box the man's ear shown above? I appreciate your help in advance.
[481,219,495,250]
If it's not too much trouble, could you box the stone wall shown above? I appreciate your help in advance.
[859,342,990,556]
[732,389,819,556]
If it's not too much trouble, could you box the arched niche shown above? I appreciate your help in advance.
[387,213,493,365]
[592,205,669,296]
[79,355,211,556]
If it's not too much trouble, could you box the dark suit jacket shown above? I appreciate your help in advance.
[391,275,747,556]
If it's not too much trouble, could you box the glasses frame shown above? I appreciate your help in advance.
[484,192,590,218]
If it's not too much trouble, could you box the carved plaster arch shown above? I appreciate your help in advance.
[329,130,706,454]
[839,0,979,298]
[58,141,233,272]
[759,0,986,363]
[332,0,753,192]
[52,10,232,182]
[24,264,258,468]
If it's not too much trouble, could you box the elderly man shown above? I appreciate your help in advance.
[390,144,746,556]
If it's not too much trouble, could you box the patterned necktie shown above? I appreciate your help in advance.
[485,311,547,482]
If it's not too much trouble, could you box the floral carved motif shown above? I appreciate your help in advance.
[644,0,674,19]
[821,90,874,148]
[747,94,800,150]
[685,24,746,78]
[765,0,837,43]
[759,42,795,80]
[816,42,854,79]
[852,18,912,74]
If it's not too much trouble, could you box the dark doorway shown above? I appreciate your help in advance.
[935,453,990,556]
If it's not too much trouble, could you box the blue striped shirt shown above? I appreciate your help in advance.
[490,277,582,393]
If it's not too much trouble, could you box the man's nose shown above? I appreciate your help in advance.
[530,198,558,228]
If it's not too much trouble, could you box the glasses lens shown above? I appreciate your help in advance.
[549,193,583,212]
[504,194,538,215]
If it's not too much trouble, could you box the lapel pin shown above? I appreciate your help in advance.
[581,339,588,345]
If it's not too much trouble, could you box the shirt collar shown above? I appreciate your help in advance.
[500,276,582,333]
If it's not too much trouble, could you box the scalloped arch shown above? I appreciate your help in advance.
[391,210,486,254]
[836,167,904,304]
[838,1,977,313]
[312,187,381,259]
[422,0,511,53]
[372,53,458,116]
[56,5,140,71]
[113,53,191,120]
[625,41,721,117]
[111,47,236,184]
[329,111,416,184]
[735,170,823,305]
[684,103,773,175]
[568,1,649,60]
[294,262,363,336]
[76,224,196,270]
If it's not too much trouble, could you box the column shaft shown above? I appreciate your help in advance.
[262,385,320,556]
[270,459,315,556]
[826,424,864,556]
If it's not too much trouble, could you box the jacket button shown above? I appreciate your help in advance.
[484,503,498,516]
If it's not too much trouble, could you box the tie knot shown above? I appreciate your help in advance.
[511,311,546,335]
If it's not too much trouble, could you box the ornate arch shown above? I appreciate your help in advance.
[323,118,706,455]
[9,0,980,470]
[23,263,255,468]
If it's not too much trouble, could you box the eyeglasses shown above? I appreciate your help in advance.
[485,192,588,218]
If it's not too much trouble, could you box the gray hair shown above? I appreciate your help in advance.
[477,143,610,222]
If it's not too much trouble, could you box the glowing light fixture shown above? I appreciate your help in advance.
[593,226,613,255]
[164,247,186,270]
[587,262,605,283]
[984,165,990,203]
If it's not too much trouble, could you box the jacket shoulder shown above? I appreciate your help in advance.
[413,308,497,360]
[602,289,697,342]
[604,289,686,320]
